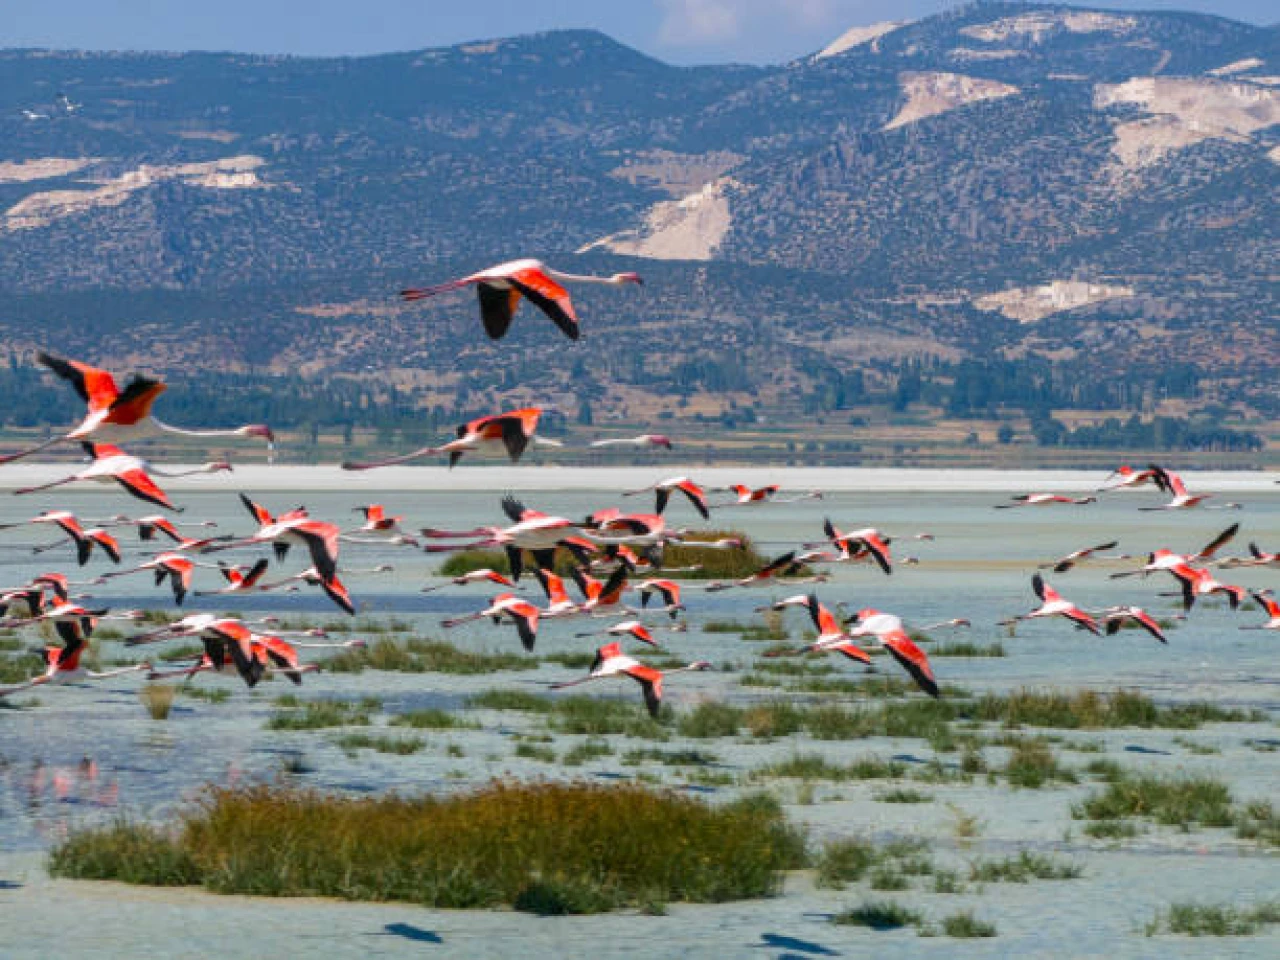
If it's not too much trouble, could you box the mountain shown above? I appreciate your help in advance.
[0,3,1275,462]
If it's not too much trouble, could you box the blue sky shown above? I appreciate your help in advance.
[2,1,1273,64]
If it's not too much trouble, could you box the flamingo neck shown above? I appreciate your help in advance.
[545,268,617,286]
[151,418,245,438]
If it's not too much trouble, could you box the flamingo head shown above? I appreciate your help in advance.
[239,424,276,443]
[611,272,643,286]
[345,639,369,649]
[204,460,234,473]
[646,435,673,449]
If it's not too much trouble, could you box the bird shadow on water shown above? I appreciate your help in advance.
[373,923,443,944]
[1123,744,1172,756]
[750,932,841,956]
[0,880,23,890]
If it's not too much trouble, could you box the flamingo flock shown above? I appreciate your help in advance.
[0,319,1272,729]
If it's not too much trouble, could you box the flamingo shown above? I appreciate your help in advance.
[343,407,560,470]
[764,594,873,666]
[1110,524,1239,579]
[589,435,672,450]
[210,495,344,586]
[352,504,405,533]
[193,560,271,597]
[1039,540,1122,573]
[12,511,122,565]
[1097,466,1159,492]
[1166,564,1246,612]
[996,493,1096,509]
[532,568,583,619]
[441,593,541,651]
[99,551,197,604]
[0,626,150,696]
[705,551,824,592]
[815,519,894,575]
[622,477,709,520]
[572,565,631,617]
[1217,543,1280,570]
[15,443,228,510]
[1097,606,1168,643]
[253,565,358,615]
[550,641,709,718]
[573,621,668,649]
[1005,574,1100,635]
[399,258,641,341]
[420,496,590,580]
[85,514,219,543]
[718,485,822,507]
[0,352,272,463]
[1242,591,1280,630]
[846,609,941,696]
[1142,465,1238,511]
[634,579,685,619]
[420,568,516,593]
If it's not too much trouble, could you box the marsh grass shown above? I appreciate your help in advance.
[49,782,808,911]
[1002,739,1078,789]
[0,651,42,684]
[624,747,720,766]
[677,701,743,738]
[182,686,232,703]
[1073,774,1235,831]
[1233,800,1280,847]
[968,851,1082,883]
[468,688,554,713]
[326,638,534,675]
[562,738,614,766]
[390,709,477,730]
[515,743,557,762]
[541,651,596,669]
[1146,901,1280,937]
[139,684,178,721]
[334,733,425,756]
[929,642,1006,658]
[266,698,377,731]
[834,900,922,930]
[755,753,906,782]
[661,531,770,580]
[816,837,933,890]
[875,788,933,803]
[815,839,878,888]
[941,911,997,937]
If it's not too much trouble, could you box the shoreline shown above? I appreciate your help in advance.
[0,464,1274,493]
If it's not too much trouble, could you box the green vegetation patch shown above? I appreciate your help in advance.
[1146,900,1280,937]
[48,782,808,912]
[326,638,534,674]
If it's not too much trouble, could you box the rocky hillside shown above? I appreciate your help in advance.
[0,2,1275,451]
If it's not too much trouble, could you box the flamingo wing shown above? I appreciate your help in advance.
[114,468,177,511]
[508,268,579,340]
[1130,610,1168,643]
[38,352,120,411]
[1198,523,1239,560]
[625,664,663,718]
[829,642,872,666]
[477,283,521,340]
[677,481,710,520]
[108,376,167,425]
[239,494,274,527]
[880,630,939,697]
[294,522,341,584]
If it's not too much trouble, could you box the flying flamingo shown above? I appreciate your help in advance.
[420,568,516,592]
[764,593,873,666]
[634,579,685,619]
[550,641,709,718]
[532,568,583,619]
[1225,543,1280,569]
[1242,591,1280,630]
[995,493,1096,509]
[718,485,822,508]
[1165,564,1246,612]
[1004,574,1101,635]
[845,608,941,696]
[420,496,590,580]
[10,511,122,565]
[193,560,271,597]
[814,519,894,574]
[352,504,406,533]
[99,551,197,604]
[1098,465,1158,492]
[572,565,631,617]
[705,551,825,592]
[253,565,358,615]
[0,627,150,696]
[1110,524,1239,579]
[1097,606,1168,643]
[1142,466,1238,511]
[622,477,710,520]
[0,352,274,464]
[1039,540,1122,573]
[15,442,229,510]
[573,621,669,649]
[399,258,642,341]
[441,593,541,651]
[589,435,672,450]
[210,495,344,585]
[342,407,560,470]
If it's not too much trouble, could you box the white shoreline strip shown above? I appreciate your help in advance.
[0,465,1273,494]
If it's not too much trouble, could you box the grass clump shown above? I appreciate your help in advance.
[515,743,557,762]
[48,782,808,912]
[1073,773,1235,832]
[183,686,232,704]
[833,900,922,930]
[266,698,376,731]
[563,738,613,766]
[1002,739,1078,789]
[326,638,534,675]
[550,695,668,739]
[968,851,1082,883]
[139,684,178,720]
[334,733,424,756]
[661,531,768,580]
[756,753,906,782]
[1146,901,1280,936]
[929,642,1006,658]
[941,911,997,938]
[816,838,879,889]
[677,701,743,738]
[1235,800,1280,847]
[467,688,555,713]
[875,788,933,804]
[623,747,720,767]
[390,709,476,730]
